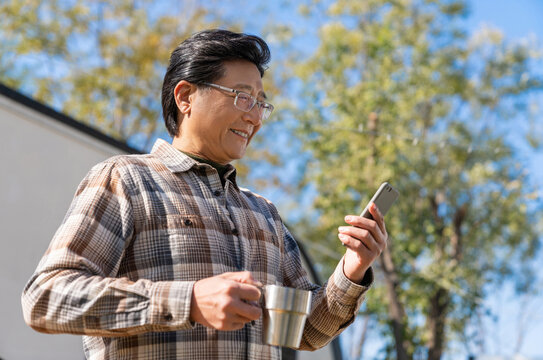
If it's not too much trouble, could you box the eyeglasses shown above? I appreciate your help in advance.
[203,83,274,121]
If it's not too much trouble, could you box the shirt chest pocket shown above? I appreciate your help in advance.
[129,214,224,281]
[163,214,240,280]
[130,215,282,282]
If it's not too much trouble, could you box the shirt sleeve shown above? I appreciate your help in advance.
[21,160,195,336]
[279,224,373,351]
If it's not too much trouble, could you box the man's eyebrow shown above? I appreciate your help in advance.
[234,83,268,100]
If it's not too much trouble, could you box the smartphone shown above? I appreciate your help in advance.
[360,182,399,220]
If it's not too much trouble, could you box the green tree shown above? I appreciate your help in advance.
[0,0,288,185]
[0,0,222,149]
[294,0,542,358]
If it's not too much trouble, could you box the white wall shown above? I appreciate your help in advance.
[0,93,124,360]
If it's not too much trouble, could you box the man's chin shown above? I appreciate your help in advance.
[228,148,247,162]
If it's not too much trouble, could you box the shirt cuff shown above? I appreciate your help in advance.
[331,256,374,306]
[148,281,195,330]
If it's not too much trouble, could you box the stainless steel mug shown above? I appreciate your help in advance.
[262,285,312,348]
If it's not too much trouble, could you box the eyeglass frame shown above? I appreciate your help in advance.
[203,82,274,121]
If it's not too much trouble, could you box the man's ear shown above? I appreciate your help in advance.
[174,80,195,115]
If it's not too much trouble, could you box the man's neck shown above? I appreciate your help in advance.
[172,138,229,166]
[176,147,230,187]
[180,151,228,172]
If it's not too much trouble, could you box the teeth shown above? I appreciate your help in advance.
[231,129,249,138]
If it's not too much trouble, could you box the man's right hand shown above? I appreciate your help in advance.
[190,271,263,330]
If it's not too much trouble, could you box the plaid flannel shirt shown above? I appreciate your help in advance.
[22,139,372,359]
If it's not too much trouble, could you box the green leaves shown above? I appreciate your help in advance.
[294,0,542,356]
[0,0,222,150]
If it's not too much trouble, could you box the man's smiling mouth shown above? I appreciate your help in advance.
[230,129,249,139]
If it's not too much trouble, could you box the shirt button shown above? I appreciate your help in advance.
[232,228,239,236]
[164,313,173,321]
[184,219,192,226]
[213,190,221,197]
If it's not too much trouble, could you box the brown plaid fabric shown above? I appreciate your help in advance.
[22,139,372,359]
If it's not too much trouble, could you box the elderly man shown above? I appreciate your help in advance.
[22,29,387,359]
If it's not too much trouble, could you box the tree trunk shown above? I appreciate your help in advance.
[426,203,465,360]
[427,287,449,360]
[380,248,410,360]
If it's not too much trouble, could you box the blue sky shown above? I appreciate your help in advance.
[467,0,543,40]
[467,0,543,189]
[463,1,543,358]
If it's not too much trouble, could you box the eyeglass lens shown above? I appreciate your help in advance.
[234,93,272,120]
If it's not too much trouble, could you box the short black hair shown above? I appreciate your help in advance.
[161,29,271,137]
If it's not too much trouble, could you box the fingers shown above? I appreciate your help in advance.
[231,298,262,321]
[343,206,387,245]
[220,271,262,301]
[338,227,376,252]
[190,272,263,331]
[220,271,263,288]
[232,282,262,302]
[340,221,381,249]
[338,204,389,283]
[339,208,388,258]
[210,304,261,331]
[368,202,386,234]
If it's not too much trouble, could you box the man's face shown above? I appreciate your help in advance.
[176,60,265,164]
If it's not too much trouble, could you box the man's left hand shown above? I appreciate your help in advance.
[338,202,388,283]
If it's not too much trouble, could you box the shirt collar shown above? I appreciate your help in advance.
[151,138,238,189]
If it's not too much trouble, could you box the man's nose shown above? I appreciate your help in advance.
[242,105,262,126]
